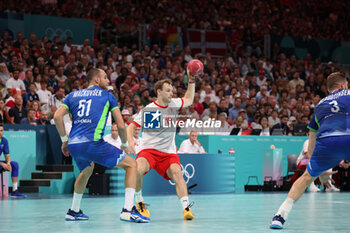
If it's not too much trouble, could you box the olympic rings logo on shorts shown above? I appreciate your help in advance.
[45,27,74,41]
[169,163,195,185]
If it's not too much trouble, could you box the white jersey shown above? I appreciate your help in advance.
[132,98,184,154]
[134,136,142,154]
[104,134,122,149]
[296,139,309,165]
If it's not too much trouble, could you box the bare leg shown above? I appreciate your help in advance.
[166,163,188,199]
[288,170,316,201]
[135,157,150,192]
[116,155,137,189]
[74,163,94,194]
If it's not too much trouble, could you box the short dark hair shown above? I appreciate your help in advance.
[86,68,103,82]
[154,79,172,95]
[0,123,4,128]
[327,72,346,92]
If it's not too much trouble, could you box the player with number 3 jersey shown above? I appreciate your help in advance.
[270,72,350,229]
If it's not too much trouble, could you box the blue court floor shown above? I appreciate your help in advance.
[0,192,349,233]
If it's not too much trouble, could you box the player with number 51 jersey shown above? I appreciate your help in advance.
[62,85,118,144]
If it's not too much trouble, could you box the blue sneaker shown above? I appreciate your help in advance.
[120,206,150,223]
[10,190,27,198]
[270,215,285,229]
[65,209,89,221]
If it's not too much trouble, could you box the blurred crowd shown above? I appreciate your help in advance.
[0,26,346,136]
[0,0,349,42]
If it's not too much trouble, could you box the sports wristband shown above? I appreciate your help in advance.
[122,142,128,147]
[60,135,69,143]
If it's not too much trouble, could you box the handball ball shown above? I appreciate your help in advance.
[270,145,275,149]
[187,59,204,76]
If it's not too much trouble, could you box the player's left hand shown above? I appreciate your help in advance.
[61,141,69,157]
[319,170,338,188]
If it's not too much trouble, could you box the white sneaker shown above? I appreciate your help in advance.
[309,182,320,192]
[325,182,340,192]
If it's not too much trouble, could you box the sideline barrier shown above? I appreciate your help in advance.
[108,153,235,195]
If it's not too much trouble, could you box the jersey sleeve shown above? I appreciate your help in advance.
[3,138,9,156]
[132,112,142,128]
[308,113,319,132]
[61,93,71,111]
[108,92,119,111]
[171,98,184,111]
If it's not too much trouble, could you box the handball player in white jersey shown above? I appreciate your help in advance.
[127,70,196,220]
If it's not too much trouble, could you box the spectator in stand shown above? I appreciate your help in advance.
[121,109,132,127]
[215,112,233,135]
[289,72,305,90]
[0,99,12,124]
[253,115,270,136]
[37,80,52,112]
[49,87,65,116]
[9,94,27,124]
[37,110,50,125]
[25,83,40,108]
[104,123,121,149]
[229,97,242,121]
[20,108,37,126]
[5,69,26,93]
[32,100,41,120]
[272,115,292,136]
[0,63,11,86]
[268,110,280,128]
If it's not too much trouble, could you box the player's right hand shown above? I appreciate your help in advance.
[61,141,69,157]
[127,141,137,156]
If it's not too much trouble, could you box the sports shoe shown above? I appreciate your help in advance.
[309,182,320,192]
[10,190,27,198]
[120,206,150,223]
[183,202,194,220]
[270,215,285,229]
[136,201,150,218]
[325,183,340,192]
[65,209,89,221]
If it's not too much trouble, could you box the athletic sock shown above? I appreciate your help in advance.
[180,196,189,210]
[12,182,18,192]
[71,192,83,212]
[124,188,135,211]
[135,190,144,203]
[276,197,294,220]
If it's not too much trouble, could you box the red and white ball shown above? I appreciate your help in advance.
[187,59,204,77]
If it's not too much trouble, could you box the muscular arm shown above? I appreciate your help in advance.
[127,122,136,144]
[111,108,127,144]
[53,105,68,137]
[182,70,196,108]
[307,131,317,158]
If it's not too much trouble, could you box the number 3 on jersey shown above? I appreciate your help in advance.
[78,99,92,117]
[329,100,340,113]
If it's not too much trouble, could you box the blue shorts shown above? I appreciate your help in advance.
[307,135,350,177]
[68,140,126,171]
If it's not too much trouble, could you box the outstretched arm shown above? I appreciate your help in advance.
[182,69,196,108]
